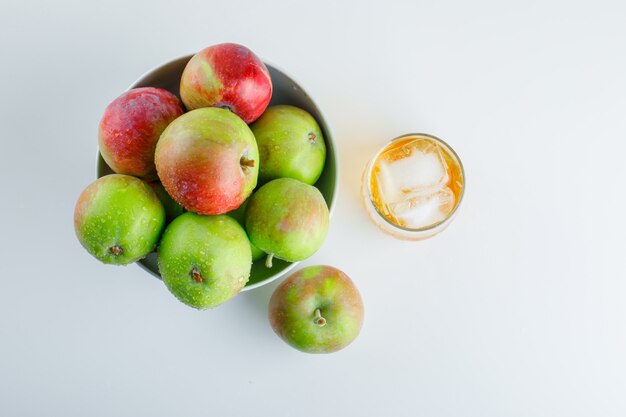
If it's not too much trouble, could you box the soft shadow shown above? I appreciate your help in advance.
[339,140,383,206]
[238,278,283,327]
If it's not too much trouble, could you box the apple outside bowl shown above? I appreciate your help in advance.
[96,55,338,291]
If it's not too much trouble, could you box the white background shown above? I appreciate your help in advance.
[1,1,625,416]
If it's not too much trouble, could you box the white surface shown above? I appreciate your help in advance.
[1,1,625,416]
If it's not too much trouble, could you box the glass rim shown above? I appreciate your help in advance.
[365,133,466,233]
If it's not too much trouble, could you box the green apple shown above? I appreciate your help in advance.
[250,105,326,185]
[245,178,329,267]
[268,265,364,353]
[157,212,251,309]
[74,174,165,265]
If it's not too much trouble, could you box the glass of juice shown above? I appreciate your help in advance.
[361,133,465,240]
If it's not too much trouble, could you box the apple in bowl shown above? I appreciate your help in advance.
[180,43,272,124]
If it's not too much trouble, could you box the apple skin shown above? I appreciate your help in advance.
[74,174,165,265]
[98,87,184,180]
[155,107,259,215]
[180,43,272,123]
[157,213,252,309]
[251,105,326,185]
[269,265,364,353]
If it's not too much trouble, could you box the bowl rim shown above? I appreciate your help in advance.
[99,52,339,291]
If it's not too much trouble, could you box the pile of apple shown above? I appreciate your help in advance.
[74,43,363,353]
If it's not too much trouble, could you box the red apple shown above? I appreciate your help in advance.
[98,87,184,180]
[179,43,272,123]
[155,107,259,215]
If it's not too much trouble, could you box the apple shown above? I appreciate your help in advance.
[245,178,329,267]
[180,43,272,123]
[158,213,252,309]
[155,107,259,215]
[250,105,326,185]
[74,174,165,265]
[98,87,184,180]
[268,265,364,353]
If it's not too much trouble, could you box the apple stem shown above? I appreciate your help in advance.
[314,308,327,327]
[110,245,124,256]
[191,267,204,283]
[265,253,274,268]
[308,132,317,144]
[240,157,255,168]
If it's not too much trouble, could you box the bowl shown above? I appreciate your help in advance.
[97,55,338,290]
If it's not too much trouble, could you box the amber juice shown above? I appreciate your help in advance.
[362,133,464,240]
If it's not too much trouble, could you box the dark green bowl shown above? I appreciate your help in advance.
[97,55,338,290]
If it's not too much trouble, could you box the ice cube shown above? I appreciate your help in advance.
[372,137,458,229]
[389,187,455,229]
[377,138,449,203]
